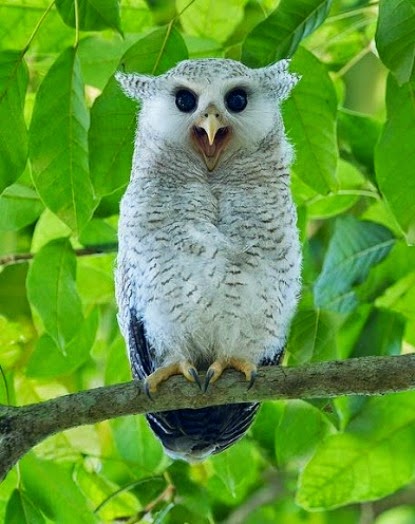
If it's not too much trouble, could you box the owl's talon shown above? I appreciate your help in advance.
[204,357,258,390]
[144,381,153,400]
[188,366,202,390]
[203,368,215,393]
[247,370,257,390]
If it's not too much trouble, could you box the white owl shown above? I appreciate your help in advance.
[115,58,301,461]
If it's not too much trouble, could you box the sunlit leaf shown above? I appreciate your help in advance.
[89,26,188,196]
[30,46,96,234]
[208,440,260,504]
[55,0,122,33]
[287,308,338,364]
[75,466,141,521]
[298,392,415,509]
[276,400,336,467]
[112,416,164,477]
[26,238,84,352]
[20,454,97,524]
[0,50,28,192]
[283,47,338,194]
[177,0,247,44]
[26,308,98,378]
[5,489,45,524]
[314,217,395,313]
[0,184,43,231]
[242,0,333,66]
[375,75,415,244]
[376,0,415,84]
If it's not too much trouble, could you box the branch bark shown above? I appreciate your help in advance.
[1,353,415,482]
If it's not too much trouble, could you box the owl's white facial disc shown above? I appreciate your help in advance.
[141,77,277,171]
[121,58,300,172]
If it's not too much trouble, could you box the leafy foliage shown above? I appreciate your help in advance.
[0,0,414,522]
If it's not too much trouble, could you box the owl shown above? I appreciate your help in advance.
[115,58,301,461]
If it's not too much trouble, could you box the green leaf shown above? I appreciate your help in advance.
[77,254,115,305]
[375,75,415,244]
[89,26,188,196]
[26,238,84,351]
[242,0,333,67]
[177,0,247,44]
[297,392,415,509]
[112,416,164,476]
[31,208,72,253]
[0,50,28,192]
[376,0,415,84]
[276,400,336,467]
[283,47,338,194]
[20,454,98,524]
[74,466,141,521]
[306,160,366,219]
[251,401,285,457]
[351,308,405,358]
[287,308,338,364]
[208,440,260,504]
[30,46,96,234]
[0,3,74,54]
[337,109,382,181]
[5,490,45,524]
[55,0,122,33]
[26,308,98,378]
[314,217,395,313]
[0,184,44,231]
[167,461,212,518]
[0,264,31,319]
[78,35,132,90]
[376,271,415,320]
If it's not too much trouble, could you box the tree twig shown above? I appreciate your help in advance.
[0,243,118,267]
[1,354,415,482]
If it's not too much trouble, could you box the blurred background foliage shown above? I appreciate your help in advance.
[0,0,415,522]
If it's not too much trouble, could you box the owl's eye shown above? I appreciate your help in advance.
[175,89,197,113]
[225,89,248,112]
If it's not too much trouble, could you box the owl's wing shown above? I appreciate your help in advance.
[128,311,155,379]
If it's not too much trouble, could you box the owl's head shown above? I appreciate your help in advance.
[116,58,299,171]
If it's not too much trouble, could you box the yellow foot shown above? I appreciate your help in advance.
[144,360,201,398]
[204,357,257,392]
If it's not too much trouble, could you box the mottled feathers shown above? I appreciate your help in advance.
[115,58,301,461]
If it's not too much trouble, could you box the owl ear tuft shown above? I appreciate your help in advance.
[115,71,154,100]
[260,59,301,101]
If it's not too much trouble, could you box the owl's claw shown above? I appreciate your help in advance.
[144,360,200,395]
[203,368,215,393]
[144,381,153,400]
[188,366,202,390]
[204,358,257,392]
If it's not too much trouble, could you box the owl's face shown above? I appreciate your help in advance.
[117,59,299,171]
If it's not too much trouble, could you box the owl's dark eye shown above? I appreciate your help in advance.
[175,89,197,113]
[225,88,248,112]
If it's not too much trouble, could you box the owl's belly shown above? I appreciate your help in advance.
[138,237,300,365]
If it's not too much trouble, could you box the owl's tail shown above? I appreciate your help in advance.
[146,402,259,461]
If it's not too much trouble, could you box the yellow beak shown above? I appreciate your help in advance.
[192,108,231,171]
[198,113,222,146]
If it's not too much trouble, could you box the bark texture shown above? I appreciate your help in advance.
[1,354,415,481]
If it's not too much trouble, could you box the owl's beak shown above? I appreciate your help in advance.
[192,110,231,171]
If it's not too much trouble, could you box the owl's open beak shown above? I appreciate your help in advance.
[192,111,231,171]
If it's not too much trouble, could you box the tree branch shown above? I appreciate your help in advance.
[0,243,118,267]
[1,354,415,482]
